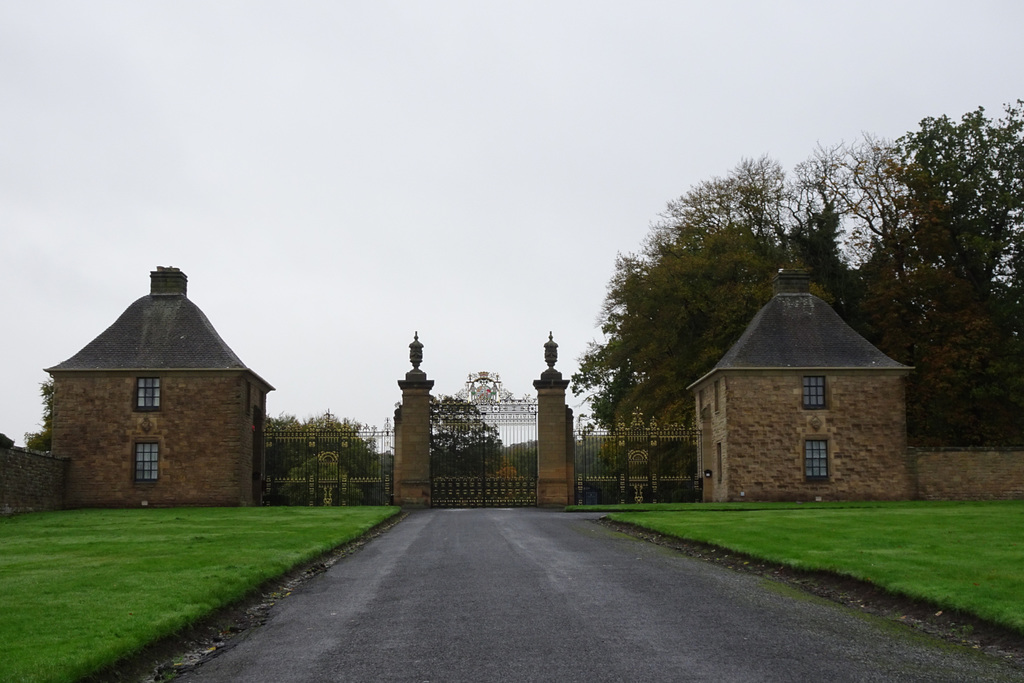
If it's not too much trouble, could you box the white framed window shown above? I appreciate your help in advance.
[135,442,159,481]
[136,377,160,410]
[802,376,825,409]
[805,440,828,480]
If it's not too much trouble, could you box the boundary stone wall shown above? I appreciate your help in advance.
[910,448,1024,500]
[0,446,67,515]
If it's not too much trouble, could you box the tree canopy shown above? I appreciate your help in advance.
[429,395,505,477]
[266,410,365,432]
[24,379,53,451]
[574,101,1024,446]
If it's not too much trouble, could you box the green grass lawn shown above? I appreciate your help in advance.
[0,506,399,683]
[604,500,1024,634]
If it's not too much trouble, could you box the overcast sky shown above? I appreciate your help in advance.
[2,1,1022,443]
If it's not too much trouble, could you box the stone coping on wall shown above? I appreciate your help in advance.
[0,445,69,460]
[908,447,1024,453]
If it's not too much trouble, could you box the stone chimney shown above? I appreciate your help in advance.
[150,266,188,296]
[772,269,810,295]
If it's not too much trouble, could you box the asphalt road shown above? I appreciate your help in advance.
[178,508,1023,682]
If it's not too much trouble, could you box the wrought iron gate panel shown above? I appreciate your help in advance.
[574,411,702,505]
[431,372,538,508]
[263,425,393,506]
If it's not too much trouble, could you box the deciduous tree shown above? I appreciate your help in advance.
[24,379,53,451]
[881,102,1024,444]
[574,157,794,426]
[429,395,503,477]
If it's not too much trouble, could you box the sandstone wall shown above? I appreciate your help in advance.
[52,370,266,508]
[910,448,1024,500]
[697,369,913,502]
[0,446,67,514]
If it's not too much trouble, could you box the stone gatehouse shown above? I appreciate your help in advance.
[689,270,915,502]
[46,267,273,508]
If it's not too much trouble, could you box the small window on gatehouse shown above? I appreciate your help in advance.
[136,377,160,410]
[135,442,159,482]
[805,440,828,480]
[802,376,825,409]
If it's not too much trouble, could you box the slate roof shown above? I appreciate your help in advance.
[48,293,250,371]
[713,293,907,370]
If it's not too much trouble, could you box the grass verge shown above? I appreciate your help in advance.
[0,506,399,683]
[604,500,1024,635]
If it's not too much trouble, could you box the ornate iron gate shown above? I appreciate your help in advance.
[430,372,538,508]
[574,411,702,505]
[263,423,393,506]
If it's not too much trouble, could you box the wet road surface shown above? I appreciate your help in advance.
[178,508,1023,682]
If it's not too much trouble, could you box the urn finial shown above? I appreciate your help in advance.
[409,331,423,370]
[544,331,558,369]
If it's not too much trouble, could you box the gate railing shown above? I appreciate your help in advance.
[430,392,538,508]
[574,411,702,505]
[263,425,394,506]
